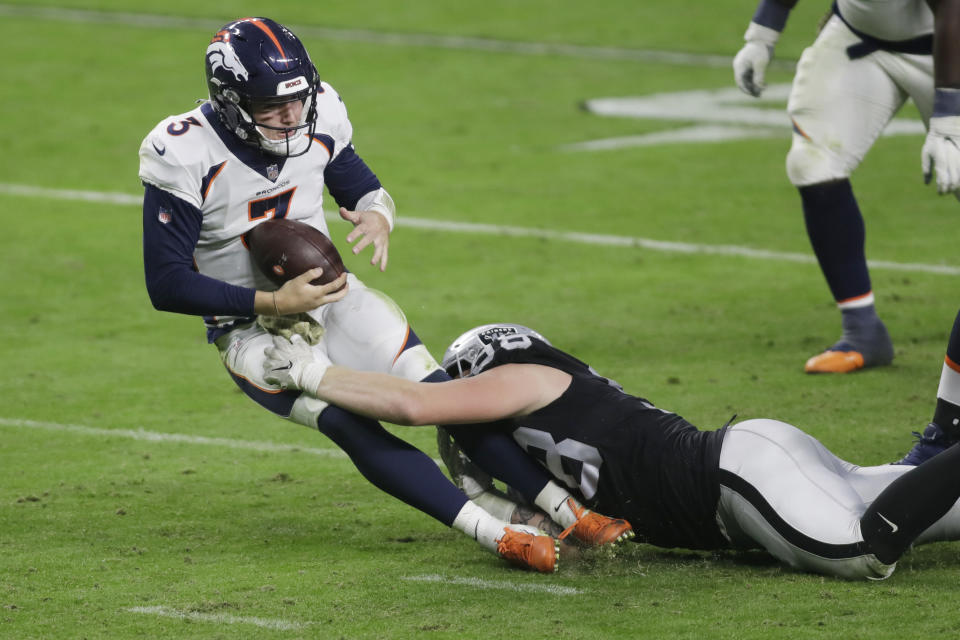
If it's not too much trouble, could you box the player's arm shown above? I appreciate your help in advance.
[732,0,800,97]
[262,335,571,425]
[142,184,346,316]
[318,364,570,425]
[929,0,960,88]
[325,145,395,272]
[143,184,254,316]
[252,271,348,316]
[923,0,960,194]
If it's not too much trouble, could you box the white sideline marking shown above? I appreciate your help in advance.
[0,3,794,70]
[0,417,347,458]
[128,606,307,631]
[403,574,583,595]
[3,182,958,276]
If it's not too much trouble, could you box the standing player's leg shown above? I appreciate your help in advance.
[858,443,960,564]
[785,16,905,373]
[895,308,960,464]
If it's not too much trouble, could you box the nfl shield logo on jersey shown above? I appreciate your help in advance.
[267,164,280,181]
[158,207,172,224]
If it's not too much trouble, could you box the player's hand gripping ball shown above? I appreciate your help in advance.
[245,219,346,289]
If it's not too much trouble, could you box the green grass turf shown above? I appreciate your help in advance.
[3,2,960,638]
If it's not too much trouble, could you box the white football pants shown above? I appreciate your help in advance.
[216,273,442,427]
[785,14,934,186]
[717,418,960,580]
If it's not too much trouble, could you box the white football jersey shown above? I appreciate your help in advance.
[138,81,352,298]
[836,0,933,41]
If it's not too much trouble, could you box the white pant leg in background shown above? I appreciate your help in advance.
[785,15,934,186]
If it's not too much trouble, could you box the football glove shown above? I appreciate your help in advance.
[732,22,780,98]
[263,334,331,393]
[922,115,960,196]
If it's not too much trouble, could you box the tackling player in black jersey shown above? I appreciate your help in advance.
[264,323,960,580]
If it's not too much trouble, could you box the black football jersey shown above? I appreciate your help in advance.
[474,333,728,550]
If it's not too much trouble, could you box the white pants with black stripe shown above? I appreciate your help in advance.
[716,419,960,579]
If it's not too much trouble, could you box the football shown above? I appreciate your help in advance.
[245,218,346,288]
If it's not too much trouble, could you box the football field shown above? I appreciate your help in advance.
[4,1,960,637]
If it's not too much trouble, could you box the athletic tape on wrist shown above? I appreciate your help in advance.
[744,22,781,47]
[355,188,396,231]
[298,361,329,394]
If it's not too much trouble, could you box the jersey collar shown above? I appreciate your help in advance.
[201,102,287,182]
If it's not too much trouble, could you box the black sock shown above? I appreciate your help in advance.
[933,398,960,440]
[799,179,871,303]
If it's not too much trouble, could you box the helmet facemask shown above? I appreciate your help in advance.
[209,75,318,157]
[441,324,549,379]
[247,88,318,157]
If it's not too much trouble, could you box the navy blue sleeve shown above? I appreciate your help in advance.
[142,184,256,316]
[752,0,797,30]
[323,144,382,210]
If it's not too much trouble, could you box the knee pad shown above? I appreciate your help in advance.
[785,133,851,187]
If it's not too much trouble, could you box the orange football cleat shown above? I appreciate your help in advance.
[557,498,634,547]
[496,528,559,573]
[804,349,865,373]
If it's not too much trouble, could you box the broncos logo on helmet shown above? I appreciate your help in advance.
[206,41,249,83]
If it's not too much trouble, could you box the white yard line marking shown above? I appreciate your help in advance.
[0,182,141,205]
[3,182,958,276]
[0,3,793,70]
[403,574,583,595]
[0,417,347,458]
[0,417,449,465]
[127,606,308,631]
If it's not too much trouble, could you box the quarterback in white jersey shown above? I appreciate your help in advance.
[141,81,359,320]
[137,17,627,573]
[732,0,960,374]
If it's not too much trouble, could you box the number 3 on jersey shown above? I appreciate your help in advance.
[512,426,603,500]
[249,187,297,221]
